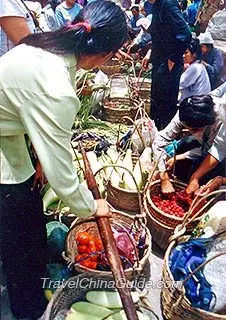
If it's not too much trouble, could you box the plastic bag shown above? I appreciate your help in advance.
[131,117,158,153]
[206,9,226,40]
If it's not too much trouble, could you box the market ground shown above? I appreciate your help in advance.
[1,241,164,320]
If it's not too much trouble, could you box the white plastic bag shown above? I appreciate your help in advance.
[206,9,226,40]
[131,117,158,153]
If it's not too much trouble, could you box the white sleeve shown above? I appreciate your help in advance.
[20,92,96,218]
[1,0,26,18]
[208,124,226,162]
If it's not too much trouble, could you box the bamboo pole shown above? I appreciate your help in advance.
[80,144,139,320]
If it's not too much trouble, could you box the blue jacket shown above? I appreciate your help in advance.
[186,0,200,26]
[149,0,191,65]
[202,47,225,90]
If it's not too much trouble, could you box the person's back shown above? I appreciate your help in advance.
[55,0,82,28]
[202,47,224,89]
[144,0,153,15]
[150,0,191,65]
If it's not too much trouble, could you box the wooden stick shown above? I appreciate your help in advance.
[80,144,139,320]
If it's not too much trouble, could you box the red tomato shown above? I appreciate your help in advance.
[78,245,89,254]
[76,232,92,245]
[75,254,82,262]
[88,240,97,253]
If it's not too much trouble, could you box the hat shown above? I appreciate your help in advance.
[136,16,152,30]
[198,32,214,45]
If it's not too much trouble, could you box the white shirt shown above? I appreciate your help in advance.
[0,44,96,218]
[0,0,36,56]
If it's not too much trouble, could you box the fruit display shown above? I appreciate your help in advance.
[151,189,191,218]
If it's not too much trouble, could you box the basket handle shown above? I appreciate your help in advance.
[105,73,132,100]
[182,249,226,287]
[94,164,146,227]
[169,189,226,242]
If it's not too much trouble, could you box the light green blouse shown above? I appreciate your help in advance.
[0,44,96,218]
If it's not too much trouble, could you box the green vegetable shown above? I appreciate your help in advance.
[109,310,150,320]
[42,187,59,212]
[70,302,113,318]
[66,311,100,320]
[85,290,139,309]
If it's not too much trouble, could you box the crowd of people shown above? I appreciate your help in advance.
[0,0,225,319]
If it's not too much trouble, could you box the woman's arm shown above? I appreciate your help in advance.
[0,16,31,44]
[186,153,220,194]
[198,176,226,195]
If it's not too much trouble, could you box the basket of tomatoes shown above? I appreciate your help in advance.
[63,210,151,280]
[144,180,204,250]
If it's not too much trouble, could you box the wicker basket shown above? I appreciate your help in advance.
[102,96,141,124]
[106,182,143,214]
[145,180,201,229]
[99,58,121,76]
[161,238,226,320]
[102,74,142,124]
[144,179,204,250]
[144,205,175,251]
[45,273,158,320]
[63,210,151,281]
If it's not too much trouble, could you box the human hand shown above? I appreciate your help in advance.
[94,199,111,218]
[142,55,150,70]
[186,177,199,195]
[32,159,47,191]
[166,157,176,170]
[196,176,223,196]
[161,179,175,194]
[168,59,175,72]
[116,49,133,61]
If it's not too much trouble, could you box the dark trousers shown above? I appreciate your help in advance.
[150,62,183,130]
[0,176,47,319]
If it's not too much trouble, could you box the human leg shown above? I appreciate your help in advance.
[0,176,47,319]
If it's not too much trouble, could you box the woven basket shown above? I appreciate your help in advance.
[99,58,121,76]
[102,97,141,124]
[106,182,143,214]
[161,237,226,320]
[144,179,205,250]
[144,205,175,251]
[63,210,151,281]
[45,273,158,320]
[145,180,201,229]
[102,74,142,124]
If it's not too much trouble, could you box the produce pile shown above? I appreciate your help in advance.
[74,223,147,271]
[151,189,190,218]
[64,290,152,320]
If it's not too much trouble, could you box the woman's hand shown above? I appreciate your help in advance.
[94,199,111,218]
[196,176,224,196]
[142,49,151,69]
[32,158,47,191]
[161,179,175,194]
[186,177,199,195]
[166,157,175,170]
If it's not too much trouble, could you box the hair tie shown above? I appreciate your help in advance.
[74,21,92,33]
